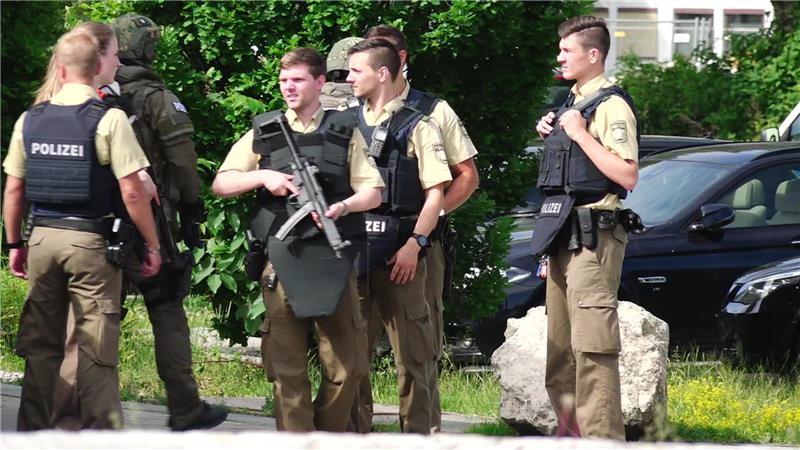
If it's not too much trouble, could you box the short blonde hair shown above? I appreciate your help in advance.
[54,29,100,81]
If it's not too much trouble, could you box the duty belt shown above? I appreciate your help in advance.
[565,207,644,251]
[32,217,112,237]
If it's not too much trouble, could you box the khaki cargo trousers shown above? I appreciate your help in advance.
[51,203,204,430]
[15,227,123,430]
[353,245,445,434]
[545,224,628,440]
[259,266,367,432]
[424,240,445,432]
[353,259,436,434]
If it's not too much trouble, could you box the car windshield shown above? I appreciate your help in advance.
[622,159,734,227]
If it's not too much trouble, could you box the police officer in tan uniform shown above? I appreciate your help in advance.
[346,38,451,434]
[534,16,639,440]
[212,48,383,432]
[3,28,161,430]
[353,25,480,433]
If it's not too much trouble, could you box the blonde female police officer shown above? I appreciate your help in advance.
[3,27,161,430]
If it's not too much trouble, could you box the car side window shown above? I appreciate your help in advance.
[717,162,800,228]
[790,114,800,141]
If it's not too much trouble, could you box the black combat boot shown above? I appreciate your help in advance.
[170,402,228,431]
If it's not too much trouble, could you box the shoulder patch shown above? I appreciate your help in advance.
[172,102,187,113]
[610,120,628,144]
[433,143,448,164]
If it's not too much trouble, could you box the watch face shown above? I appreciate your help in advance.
[416,234,429,247]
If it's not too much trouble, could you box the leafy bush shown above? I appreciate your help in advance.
[0,2,65,150]
[617,5,800,140]
[4,1,588,344]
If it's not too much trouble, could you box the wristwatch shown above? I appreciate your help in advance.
[2,241,24,250]
[411,233,431,248]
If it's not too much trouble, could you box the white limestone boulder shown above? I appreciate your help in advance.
[492,301,669,436]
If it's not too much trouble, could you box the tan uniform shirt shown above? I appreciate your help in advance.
[218,106,384,192]
[399,81,478,166]
[571,74,638,210]
[361,96,452,190]
[3,83,150,180]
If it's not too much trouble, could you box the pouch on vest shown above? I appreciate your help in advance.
[530,194,575,258]
[355,213,402,277]
[267,235,355,318]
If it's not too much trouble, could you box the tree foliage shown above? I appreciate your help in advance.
[1,2,66,149]
[617,3,800,140]
[5,1,587,344]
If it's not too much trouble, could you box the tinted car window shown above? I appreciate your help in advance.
[717,162,800,228]
[622,159,733,226]
[790,114,800,141]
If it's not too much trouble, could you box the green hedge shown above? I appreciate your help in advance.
[616,4,800,140]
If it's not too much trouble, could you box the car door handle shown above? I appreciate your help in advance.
[792,239,800,247]
[638,276,667,284]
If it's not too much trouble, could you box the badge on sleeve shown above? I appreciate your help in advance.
[172,102,188,113]
[433,143,448,164]
[610,120,628,143]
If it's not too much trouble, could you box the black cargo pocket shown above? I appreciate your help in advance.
[572,289,620,354]
[404,300,436,364]
[90,297,121,367]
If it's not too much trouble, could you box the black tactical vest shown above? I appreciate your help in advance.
[356,104,428,216]
[537,86,640,204]
[23,99,118,218]
[250,109,364,241]
[116,79,171,192]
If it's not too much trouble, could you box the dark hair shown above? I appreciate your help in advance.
[347,38,401,81]
[558,16,610,63]
[364,24,407,51]
[280,47,326,79]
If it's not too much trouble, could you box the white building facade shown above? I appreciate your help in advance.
[594,0,774,73]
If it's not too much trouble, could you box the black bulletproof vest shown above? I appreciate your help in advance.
[23,99,118,218]
[250,109,364,241]
[357,104,427,216]
[537,86,640,204]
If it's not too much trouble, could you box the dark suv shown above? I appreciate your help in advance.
[472,142,800,357]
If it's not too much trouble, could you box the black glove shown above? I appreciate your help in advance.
[178,201,205,249]
[181,221,203,249]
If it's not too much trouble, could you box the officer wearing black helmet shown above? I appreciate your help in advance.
[107,13,227,431]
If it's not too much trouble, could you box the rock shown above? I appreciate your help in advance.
[492,301,669,436]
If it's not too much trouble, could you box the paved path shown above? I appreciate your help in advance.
[1,383,486,433]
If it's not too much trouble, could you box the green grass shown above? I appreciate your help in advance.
[464,420,518,436]
[1,272,798,443]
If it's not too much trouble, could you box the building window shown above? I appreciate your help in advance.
[614,10,659,63]
[723,13,765,52]
[674,13,713,58]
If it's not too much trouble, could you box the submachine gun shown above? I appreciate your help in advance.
[267,113,351,258]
